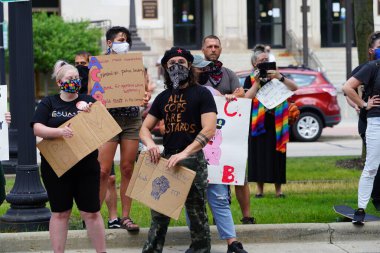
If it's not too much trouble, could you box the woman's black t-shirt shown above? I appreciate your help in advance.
[32,94,96,128]
[354,59,380,118]
[149,85,217,152]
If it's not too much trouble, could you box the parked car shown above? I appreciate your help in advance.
[235,66,341,142]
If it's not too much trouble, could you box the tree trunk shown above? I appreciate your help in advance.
[354,0,374,64]
[354,0,373,161]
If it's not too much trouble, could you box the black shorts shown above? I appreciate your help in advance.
[40,151,100,213]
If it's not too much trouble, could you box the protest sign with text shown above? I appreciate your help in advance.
[0,86,9,161]
[256,79,294,109]
[37,101,122,177]
[88,53,145,108]
[203,96,251,185]
[127,152,195,220]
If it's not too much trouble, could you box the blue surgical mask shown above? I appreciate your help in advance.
[374,48,380,60]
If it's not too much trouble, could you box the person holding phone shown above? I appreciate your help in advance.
[244,44,297,198]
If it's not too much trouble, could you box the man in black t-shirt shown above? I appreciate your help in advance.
[140,47,217,253]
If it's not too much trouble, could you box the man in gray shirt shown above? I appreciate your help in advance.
[202,35,255,227]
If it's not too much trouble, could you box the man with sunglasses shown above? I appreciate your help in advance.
[343,31,380,225]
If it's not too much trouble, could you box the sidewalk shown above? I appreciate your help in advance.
[321,120,359,140]
[1,222,380,253]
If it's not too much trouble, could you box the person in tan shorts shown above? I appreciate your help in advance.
[96,26,150,232]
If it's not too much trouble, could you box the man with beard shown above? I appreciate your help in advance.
[202,35,255,225]
[192,54,248,253]
[140,47,217,253]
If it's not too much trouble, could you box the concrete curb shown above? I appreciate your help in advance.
[1,222,380,252]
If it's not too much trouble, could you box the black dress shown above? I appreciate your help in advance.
[244,76,286,184]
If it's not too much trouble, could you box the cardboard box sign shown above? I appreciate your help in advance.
[88,53,145,108]
[126,152,196,220]
[37,101,122,177]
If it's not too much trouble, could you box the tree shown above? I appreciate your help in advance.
[353,0,374,160]
[354,0,374,64]
[33,13,102,73]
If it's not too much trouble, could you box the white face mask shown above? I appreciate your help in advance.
[112,42,130,54]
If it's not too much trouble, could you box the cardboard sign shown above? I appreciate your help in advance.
[37,101,122,177]
[127,152,196,220]
[0,86,9,160]
[88,53,145,108]
[256,79,294,109]
[203,96,251,185]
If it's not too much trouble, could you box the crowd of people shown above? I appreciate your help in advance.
[0,24,297,253]
[2,24,378,253]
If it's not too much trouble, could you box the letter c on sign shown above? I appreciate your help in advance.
[90,68,101,82]
[224,98,237,117]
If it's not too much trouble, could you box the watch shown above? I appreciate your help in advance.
[362,102,368,109]
[279,74,285,82]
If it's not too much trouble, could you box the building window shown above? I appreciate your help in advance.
[32,0,60,15]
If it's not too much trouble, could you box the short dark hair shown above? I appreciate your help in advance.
[75,51,91,61]
[106,26,132,48]
[202,35,221,47]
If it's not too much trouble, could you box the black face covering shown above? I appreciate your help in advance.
[167,63,189,89]
[198,71,210,85]
[76,65,89,94]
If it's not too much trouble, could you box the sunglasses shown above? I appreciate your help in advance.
[75,61,88,66]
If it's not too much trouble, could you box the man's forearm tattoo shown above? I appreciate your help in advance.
[195,132,209,148]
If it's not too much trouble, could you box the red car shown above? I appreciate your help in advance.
[236,66,341,142]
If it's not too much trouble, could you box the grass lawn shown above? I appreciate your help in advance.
[1,156,378,230]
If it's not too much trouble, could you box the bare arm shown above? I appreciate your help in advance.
[342,77,372,109]
[267,70,298,91]
[244,72,260,99]
[167,112,216,168]
[345,95,360,113]
[139,114,160,163]
[33,122,73,139]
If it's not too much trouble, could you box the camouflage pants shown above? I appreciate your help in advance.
[142,151,211,253]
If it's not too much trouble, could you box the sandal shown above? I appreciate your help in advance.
[120,217,140,232]
[240,216,256,224]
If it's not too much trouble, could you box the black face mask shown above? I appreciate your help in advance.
[167,63,189,89]
[198,72,210,85]
[76,65,89,94]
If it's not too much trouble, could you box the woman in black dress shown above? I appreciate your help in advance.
[244,45,297,198]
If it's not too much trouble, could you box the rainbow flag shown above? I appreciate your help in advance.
[274,100,289,153]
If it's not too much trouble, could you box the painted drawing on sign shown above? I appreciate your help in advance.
[151,176,170,200]
[204,118,225,165]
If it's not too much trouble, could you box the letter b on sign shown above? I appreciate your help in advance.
[222,165,235,183]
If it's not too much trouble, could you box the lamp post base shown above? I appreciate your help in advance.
[0,207,50,232]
